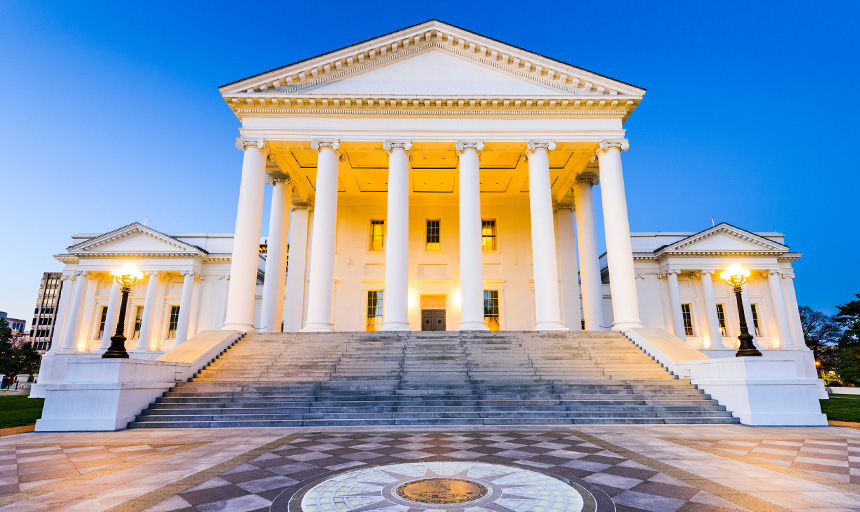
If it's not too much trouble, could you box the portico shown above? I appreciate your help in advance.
[218,21,649,333]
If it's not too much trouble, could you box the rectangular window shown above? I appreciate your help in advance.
[132,306,144,339]
[681,304,694,336]
[369,220,385,251]
[482,219,497,251]
[167,306,180,339]
[96,306,108,338]
[751,304,761,336]
[716,304,727,336]
[366,290,384,332]
[483,290,500,331]
[425,219,441,251]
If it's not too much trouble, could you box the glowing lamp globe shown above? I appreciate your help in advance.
[720,263,750,288]
[112,263,143,290]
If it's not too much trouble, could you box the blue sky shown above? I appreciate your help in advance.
[1,0,858,323]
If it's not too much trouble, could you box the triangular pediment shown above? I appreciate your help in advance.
[67,223,207,256]
[220,20,645,101]
[288,50,565,96]
[657,223,788,256]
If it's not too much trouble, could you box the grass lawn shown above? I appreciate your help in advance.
[821,396,860,423]
[0,394,44,428]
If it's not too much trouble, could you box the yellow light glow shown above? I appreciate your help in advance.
[720,263,751,288]
[112,263,143,289]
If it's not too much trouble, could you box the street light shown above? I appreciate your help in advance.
[102,263,143,359]
[719,263,762,357]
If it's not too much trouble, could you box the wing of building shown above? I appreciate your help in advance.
[31,20,824,428]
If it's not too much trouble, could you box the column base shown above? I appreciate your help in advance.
[613,321,644,331]
[301,323,333,333]
[459,321,490,331]
[222,323,255,332]
[381,322,410,332]
[534,322,569,331]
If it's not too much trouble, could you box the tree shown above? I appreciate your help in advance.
[0,318,42,380]
[836,295,860,385]
[800,306,843,362]
[0,318,13,376]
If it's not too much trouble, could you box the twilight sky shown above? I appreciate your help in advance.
[1,0,858,324]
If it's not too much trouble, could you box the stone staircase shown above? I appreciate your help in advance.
[129,331,739,427]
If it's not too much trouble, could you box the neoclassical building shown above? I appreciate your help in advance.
[31,20,823,427]
[37,20,810,351]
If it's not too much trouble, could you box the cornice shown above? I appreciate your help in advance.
[227,100,635,118]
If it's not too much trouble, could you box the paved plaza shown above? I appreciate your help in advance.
[2,425,860,512]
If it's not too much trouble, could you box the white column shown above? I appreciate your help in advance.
[99,280,122,350]
[456,141,489,331]
[573,175,606,331]
[556,205,582,330]
[59,272,89,352]
[782,271,805,347]
[284,205,310,332]
[767,270,795,348]
[698,270,726,348]
[664,269,686,341]
[302,140,340,332]
[596,140,643,330]
[526,141,567,331]
[174,271,198,345]
[223,139,268,331]
[260,177,292,332]
[134,271,163,352]
[382,141,412,331]
[47,274,73,353]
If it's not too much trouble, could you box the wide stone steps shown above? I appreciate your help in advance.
[130,331,739,427]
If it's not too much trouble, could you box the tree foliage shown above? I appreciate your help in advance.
[800,306,843,358]
[0,318,41,378]
[836,295,860,385]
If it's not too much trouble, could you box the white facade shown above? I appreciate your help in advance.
[32,20,825,426]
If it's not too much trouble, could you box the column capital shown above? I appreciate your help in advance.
[594,139,629,160]
[266,175,291,186]
[574,173,599,186]
[699,269,716,276]
[61,271,80,281]
[455,140,484,153]
[291,203,312,212]
[181,270,202,278]
[383,140,413,153]
[526,140,556,153]
[658,267,682,278]
[555,203,574,212]
[145,270,166,279]
[310,139,340,152]
[236,138,269,154]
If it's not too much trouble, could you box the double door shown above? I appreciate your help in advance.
[421,309,446,331]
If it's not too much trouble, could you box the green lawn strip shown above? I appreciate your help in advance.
[0,395,44,428]
[821,397,860,423]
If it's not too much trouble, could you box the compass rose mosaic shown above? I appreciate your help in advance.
[298,461,595,512]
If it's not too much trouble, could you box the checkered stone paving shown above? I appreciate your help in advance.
[144,432,753,512]
[0,443,187,498]
[671,437,860,485]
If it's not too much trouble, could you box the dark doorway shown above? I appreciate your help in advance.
[421,309,446,331]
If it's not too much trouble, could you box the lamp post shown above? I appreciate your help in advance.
[102,263,143,359]
[719,263,762,357]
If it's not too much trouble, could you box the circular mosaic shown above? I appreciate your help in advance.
[299,461,593,512]
[395,478,488,504]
